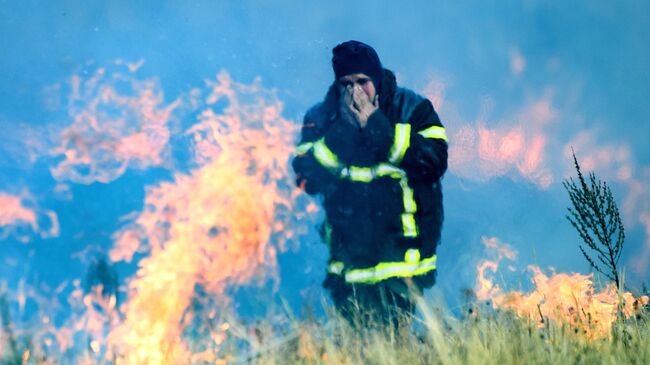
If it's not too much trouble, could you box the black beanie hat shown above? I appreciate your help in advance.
[332,40,383,93]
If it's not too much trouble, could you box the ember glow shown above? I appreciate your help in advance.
[476,236,649,339]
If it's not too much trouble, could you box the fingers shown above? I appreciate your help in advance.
[339,86,359,125]
[352,85,367,103]
[341,85,354,107]
[350,86,368,113]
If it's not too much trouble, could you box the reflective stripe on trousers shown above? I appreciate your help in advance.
[327,249,436,285]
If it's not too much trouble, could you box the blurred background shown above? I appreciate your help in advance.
[1,0,649,324]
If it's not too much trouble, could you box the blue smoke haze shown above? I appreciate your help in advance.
[1,1,649,316]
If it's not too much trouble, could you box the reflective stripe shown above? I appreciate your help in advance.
[401,213,418,237]
[313,138,341,171]
[341,164,406,181]
[329,251,437,285]
[375,163,406,179]
[300,135,420,239]
[341,166,374,182]
[405,248,420,263]
[342,167,419,238]
[328,261,344,275]
[399,179,416,213]
[388,123,411,165]
[295,142,314,155]
[418,125,447,142]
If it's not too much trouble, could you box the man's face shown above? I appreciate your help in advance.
[338,73,376,100]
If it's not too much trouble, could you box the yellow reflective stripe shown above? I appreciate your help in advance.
[313,138,340,171]
[375,163,405,179]
[413,255,437,276]
[333,165,419,237]
[309,134,420,239]
[418,125,447,142]
[342,164,406,181]
[343,253,437,284]
[405,248,420,263]
[388,123,411,165]
[295,142,314,155]
[328,261,344,275]
[401,213,418,237]
[399,178,416,213]
[342,166,374,182]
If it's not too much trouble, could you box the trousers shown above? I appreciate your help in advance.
[323,273,434,328]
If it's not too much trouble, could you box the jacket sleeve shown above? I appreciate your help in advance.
[292,107,358,196]
[360,99,448,183]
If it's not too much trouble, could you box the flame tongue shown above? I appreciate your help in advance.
[476,236,649,339]
[106,71,299,363]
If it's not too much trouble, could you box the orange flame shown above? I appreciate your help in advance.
[105,71,301,363]
[7,279,120,363]
[0,192,59,242]
[564,131,633,182]
[476,236,649,339]
[0,193,37,230]
[2,68,316,364]
[50,63,181,184]
[448,96,556,188]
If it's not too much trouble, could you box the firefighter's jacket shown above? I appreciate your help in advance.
[292,69,448,286]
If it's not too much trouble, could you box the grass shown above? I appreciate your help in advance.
[220,297,650,365]
[1,291,648,364]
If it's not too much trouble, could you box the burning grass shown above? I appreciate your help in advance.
[2,64,649,364]
[245,301,650,365]
[1,287,648,364]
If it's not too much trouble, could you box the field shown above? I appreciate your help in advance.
[225,299,650,365]
[2,290,648,364]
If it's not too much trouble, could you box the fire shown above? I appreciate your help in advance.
[0,68,311,363]
[0,192,59,242]
[50,62,180,184]
[448,96,556,188]
[105,71,302,363]
[476,236,649,339]
[0,193,37,231]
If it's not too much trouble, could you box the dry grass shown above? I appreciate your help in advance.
[237,299,650,365]
[1,292,648,364]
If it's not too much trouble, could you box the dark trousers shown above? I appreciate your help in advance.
[324,274,425,329]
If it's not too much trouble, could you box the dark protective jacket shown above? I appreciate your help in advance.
[292,69,448,286]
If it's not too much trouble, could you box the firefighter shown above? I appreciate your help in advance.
[292,40,448,326]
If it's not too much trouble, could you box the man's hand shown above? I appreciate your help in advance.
[350,85,378,128]
[340,85,378,128]
[339,85,358,127]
